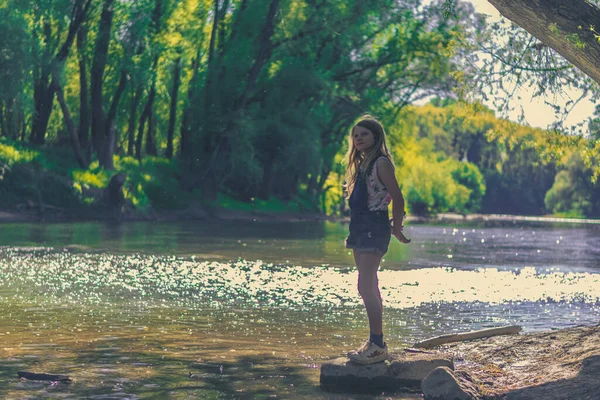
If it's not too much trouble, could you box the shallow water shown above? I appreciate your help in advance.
[0,220,599,399]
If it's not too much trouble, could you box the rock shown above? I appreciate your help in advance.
[421,366,479,400]
[320,350,453,393]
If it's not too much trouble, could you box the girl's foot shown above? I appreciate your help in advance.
[347,341,388,364]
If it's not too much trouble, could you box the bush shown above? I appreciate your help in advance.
[451,161,486,213]
[544,153,600,218]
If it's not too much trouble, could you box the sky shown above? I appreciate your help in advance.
[433,0,597,131]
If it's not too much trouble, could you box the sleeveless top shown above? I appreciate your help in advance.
[366,156,393,211]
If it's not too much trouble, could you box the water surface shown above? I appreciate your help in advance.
[1,220,599,399]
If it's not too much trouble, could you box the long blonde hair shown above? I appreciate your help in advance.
[343,115,394,198]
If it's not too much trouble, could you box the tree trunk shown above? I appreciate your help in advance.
[52,78,88,168]
[219,0,248,60]
[128,85,142,156]
[216,0,231,56]
[258,153,275,200]
[30,0,92,145]
[4,98,18,139]
[105,70,128,141]
[31,82,54,145]
[235,0,279,112]
[77,26,90,150]
[136,101,148,160]
[16,105,24,140]
[146,110,157,156]
[90,0,115,165]
[203,0,222,116]
[138,76,157,158]
[0,102,6,137]
[166,58,181,159]
[103,122,116,169]
[93,69,127,168]
[488,0,600,85]
[180,50,201,160]
[20,114,26,142]
[179,107,191,160]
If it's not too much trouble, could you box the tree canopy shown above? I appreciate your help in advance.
[0,0,598,218]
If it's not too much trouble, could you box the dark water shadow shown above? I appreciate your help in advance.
[493,355,600,400]
[0,337,318,399]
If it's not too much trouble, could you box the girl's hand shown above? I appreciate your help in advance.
[391,220,411,243]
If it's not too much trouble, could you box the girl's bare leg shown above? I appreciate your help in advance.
[353,250,384,335]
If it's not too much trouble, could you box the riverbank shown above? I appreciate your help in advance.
[2,204,600,226]
[0,204,337,224]
[437,323,600,399]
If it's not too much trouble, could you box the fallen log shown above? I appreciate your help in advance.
[18,371,72,383]
[413,325,522,349]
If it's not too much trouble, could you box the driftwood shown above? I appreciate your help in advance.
[18,371,72,383]
[413,325,522,349]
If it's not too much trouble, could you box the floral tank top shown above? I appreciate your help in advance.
[365,156,392,211]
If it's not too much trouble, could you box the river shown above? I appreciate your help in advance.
[0,220,599,399]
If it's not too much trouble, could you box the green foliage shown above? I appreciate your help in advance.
[0,6,30,105]
[451,162,486,213]
[0,162,82,210]
[396,101,560,216]
[183,0,474,204]
[397,143,476,216]
[0,141,39,166]
[2,0,598,219]
[545,152,600,218]
[71,164,111,188]
[114,156,193,210]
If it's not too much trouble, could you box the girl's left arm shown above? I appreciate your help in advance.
[377,159,410,242]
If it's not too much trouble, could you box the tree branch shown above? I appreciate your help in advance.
[488,0,600,85]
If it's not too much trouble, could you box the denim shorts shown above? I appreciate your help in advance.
[345,210,391,254]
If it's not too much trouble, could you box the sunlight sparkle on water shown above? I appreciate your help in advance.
[1,248,599,309]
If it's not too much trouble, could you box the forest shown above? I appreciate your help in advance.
[0,0,598,218]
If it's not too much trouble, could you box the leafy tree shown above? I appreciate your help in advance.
[486,0,600,87]
[28,0,92,145]
[451,161,486,213]
[545,151,600,218]
[389,101,557,216]
[183,0,480,203]
[0,6,30,140]
[445,0,600,183]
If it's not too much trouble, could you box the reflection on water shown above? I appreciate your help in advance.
[0,220,599,271]
[0,220,599,398]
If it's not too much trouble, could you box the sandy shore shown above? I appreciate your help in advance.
[436,324,600,399]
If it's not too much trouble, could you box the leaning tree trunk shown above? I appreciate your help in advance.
[52,78,88,168]
[30,0,91,145]
[488,0,600,85]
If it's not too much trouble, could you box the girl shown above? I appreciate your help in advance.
[344,115,410,365]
